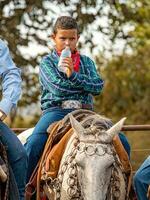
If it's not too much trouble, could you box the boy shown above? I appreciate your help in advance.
[25,16,130,182]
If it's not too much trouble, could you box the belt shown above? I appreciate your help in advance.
[61,100,92,110]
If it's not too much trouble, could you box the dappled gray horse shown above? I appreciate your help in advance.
[42,114,127,200]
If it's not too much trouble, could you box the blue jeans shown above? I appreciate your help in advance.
[24,108,131,182]
[134,156,150,200]
[0,121,28,200]
[24,108,74,182]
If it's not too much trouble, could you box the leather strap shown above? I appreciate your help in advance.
[113,135,133,198]
[25,164,38,200]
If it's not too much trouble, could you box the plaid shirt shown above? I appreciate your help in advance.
[39,49,104,112]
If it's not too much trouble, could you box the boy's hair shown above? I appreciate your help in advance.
[53,16,80,34]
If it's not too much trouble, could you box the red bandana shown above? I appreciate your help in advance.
[57,50,80,72]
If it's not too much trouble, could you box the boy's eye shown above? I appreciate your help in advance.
[60,37,66,40]
[59,37,75,41]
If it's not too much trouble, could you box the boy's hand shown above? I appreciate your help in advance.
[62,57,74,78]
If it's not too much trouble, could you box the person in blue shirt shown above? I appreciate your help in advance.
[134,156,150,200]
[0,39,28,200]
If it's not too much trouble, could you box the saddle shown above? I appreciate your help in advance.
[25,110,133,200]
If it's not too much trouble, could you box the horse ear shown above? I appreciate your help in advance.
[69,114,85,136]
[106,117,126,139]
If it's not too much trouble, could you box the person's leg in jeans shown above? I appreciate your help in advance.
[24,108,73,183]
[134,156,150,200]
[0,121,28,200]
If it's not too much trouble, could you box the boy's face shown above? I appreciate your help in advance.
[51,29,79,52]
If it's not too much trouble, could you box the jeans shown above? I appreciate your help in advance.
[24,108,74,182]
[0,121,28,200]
[134,156,150,200]
[25,107,131,182]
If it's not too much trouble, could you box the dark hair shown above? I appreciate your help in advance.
[53,16,80,34]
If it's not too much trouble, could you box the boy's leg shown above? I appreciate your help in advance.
[134,156,150,200]
[24,108,73,183]
[0,121,28,200]
[119,132,131,158]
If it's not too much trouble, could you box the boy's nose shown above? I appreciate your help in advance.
[65,40,70,46]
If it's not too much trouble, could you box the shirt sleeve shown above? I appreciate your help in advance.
[0,40,22,115]
[69,56,104,95]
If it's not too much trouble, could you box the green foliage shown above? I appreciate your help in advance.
[93,0,150,124]
[95,44,150,124]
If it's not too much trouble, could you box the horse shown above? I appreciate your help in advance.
[39,113,130,200]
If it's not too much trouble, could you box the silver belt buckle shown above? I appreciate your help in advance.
[61,100,82,109]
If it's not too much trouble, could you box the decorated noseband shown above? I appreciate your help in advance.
[77,142,114,156]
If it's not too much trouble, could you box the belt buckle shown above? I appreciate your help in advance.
[61,100,82,109]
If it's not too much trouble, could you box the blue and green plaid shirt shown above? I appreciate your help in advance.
[39,49,104,112]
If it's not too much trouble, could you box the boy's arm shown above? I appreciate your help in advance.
[0,40,22,116]
[68,57,104,95]
[39,57,82,96]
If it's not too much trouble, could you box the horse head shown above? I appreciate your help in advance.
[69,114,126,200]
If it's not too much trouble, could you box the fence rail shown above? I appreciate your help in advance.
[11,125,150,133]
[122,125,150,131]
